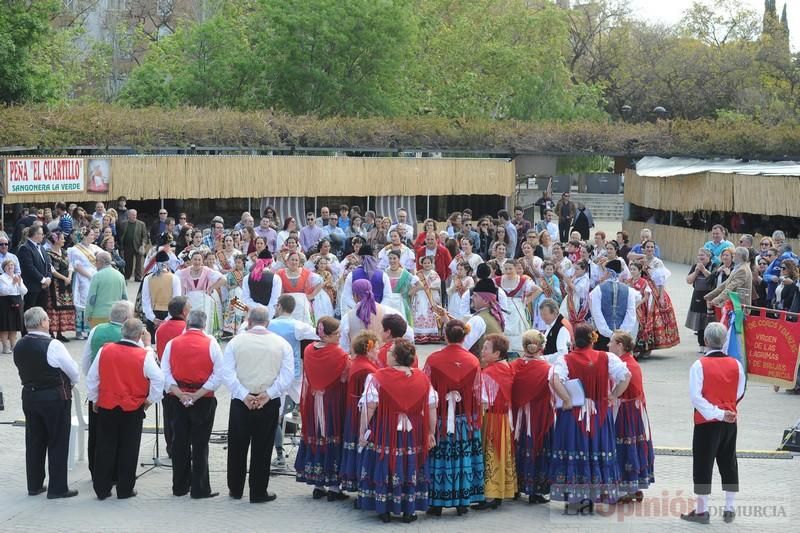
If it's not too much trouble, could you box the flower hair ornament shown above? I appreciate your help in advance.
[366,339,375,352]
[317,321,326,337]
[590,331,599,345]
[463,324,471,335]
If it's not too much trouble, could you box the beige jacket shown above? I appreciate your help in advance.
[705,263,752,307]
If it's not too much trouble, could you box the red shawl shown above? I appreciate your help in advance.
[301,343,350,449]
[565,347,610,434]
[345,355,378,430]
[423,343,482,437]
[371,368,432,469]
[511,357,555,456]
[377,340,419,369]
[482,361,514,414]
[619,353,645,402]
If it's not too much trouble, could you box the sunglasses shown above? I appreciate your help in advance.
[0,243,8,247]
[759,262,768,266]
[781,266,788,270]
[760,243,770,246]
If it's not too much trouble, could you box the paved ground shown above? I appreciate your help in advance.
[0,220,798,531]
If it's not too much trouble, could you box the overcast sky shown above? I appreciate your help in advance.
[629,0,800,51]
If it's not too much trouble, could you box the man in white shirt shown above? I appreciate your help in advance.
[539,298,572,363]
[222,305,294,503]
[589,260,639,350]
[0,234,21,274]
[87,318,164,500]
[389,208,414,239]
[161,310,224,499]
[545,210,560,244]
[92,202,106,222]
[13,307,81,499]
[682,322,746,525]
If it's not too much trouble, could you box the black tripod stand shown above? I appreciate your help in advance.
[138,402,171,478]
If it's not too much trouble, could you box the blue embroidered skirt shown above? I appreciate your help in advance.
[615,401,655,495]
[548,407,621,503]
[514,417,552,496]
[428,415,485,507]
[338,414,361,492]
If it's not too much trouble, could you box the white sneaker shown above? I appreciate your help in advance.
[271,455,286,468]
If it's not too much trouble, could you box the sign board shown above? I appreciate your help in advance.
[5,158,85,194]
[744,308,800,388]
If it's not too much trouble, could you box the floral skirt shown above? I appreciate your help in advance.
[615,401,655,495]
[294,409,343,489]
[357,430,430,515]
[482,412,517,499]
[548,407,621,503]
[428,415,485,507]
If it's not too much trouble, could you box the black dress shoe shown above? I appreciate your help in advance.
[191,492,219,499]
[118,490,137,499]
[529,494,549,504]
[28,486,46,496]
[250,492,277,503]
[56,334,70,343]
[378,512,391,523]
[425,506,442,516]
[723,510,735,523]
[312,488,327,500]
[327,491,349,502]
[229,492,242,500]
[456,505,469,516]
[47,489,78,499]
[97,491,112,501]
[680,510,710,524]
[402,513,417,523]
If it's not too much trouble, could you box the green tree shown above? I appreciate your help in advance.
[0,0,60,103]
[403,0,605,120]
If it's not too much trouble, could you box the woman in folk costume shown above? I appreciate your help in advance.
[474,333,517,510]
[176,250,225,336]
[608,330,654,503]
[511,330,555,504]
[277,251,322,326]
[340,245,392,318]
[383,250,419,326]
[640,240,681,350]
[376,313,416,369]
[340,331,380,494]
[495,260,536,354]
[412,255,443,344]
[561,259,592,330]
[424,320,485,516]
[67,226,102,339]
[339,279,412,354]
[338,237,364,315]
[377,229,416,271]
[311,256,338,322]
[358,339,437,523]
[447,261,474,321]
[295,317,351,501]
[548,323,632,505]
[222,254,247,336]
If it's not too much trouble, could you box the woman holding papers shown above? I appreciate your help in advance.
[548,323,632,505]
[609,330,655,503]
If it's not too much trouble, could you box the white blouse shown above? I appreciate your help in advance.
[0,273,27,297]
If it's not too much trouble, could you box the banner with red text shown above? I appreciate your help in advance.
[5,158,85,194]
[743,307,800,388]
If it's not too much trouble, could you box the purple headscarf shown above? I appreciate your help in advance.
[361,254,379,278]
[353,279,377,327]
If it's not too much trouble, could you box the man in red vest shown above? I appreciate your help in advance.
[87,318,164,500]
[155,295,190,458]
[681,322,745,525]
[161,309,224,499]
[415,232,452,301]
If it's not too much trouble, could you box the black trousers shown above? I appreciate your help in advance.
[87,401,118,481]
[122,247,144,281]
[145,310,169,340]
[558,220,571,243]
[170,395,217,497]
[227,397,280,501]
[93,406,144,498]
[692,421,739,495]
[21,388,71,496]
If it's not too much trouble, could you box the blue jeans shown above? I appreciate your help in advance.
[274,396,297,455]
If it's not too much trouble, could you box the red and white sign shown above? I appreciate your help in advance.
[5,158,85,194]
[744,308,800,387]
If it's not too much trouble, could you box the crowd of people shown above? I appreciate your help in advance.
[6,196,757,524]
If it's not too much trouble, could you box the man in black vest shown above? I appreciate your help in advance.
[540,298,572,363]
[13,307,80,499]
[241,250,283,319]
[17,224,52,313]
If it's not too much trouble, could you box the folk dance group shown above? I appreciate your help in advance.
[11,217,745,524]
